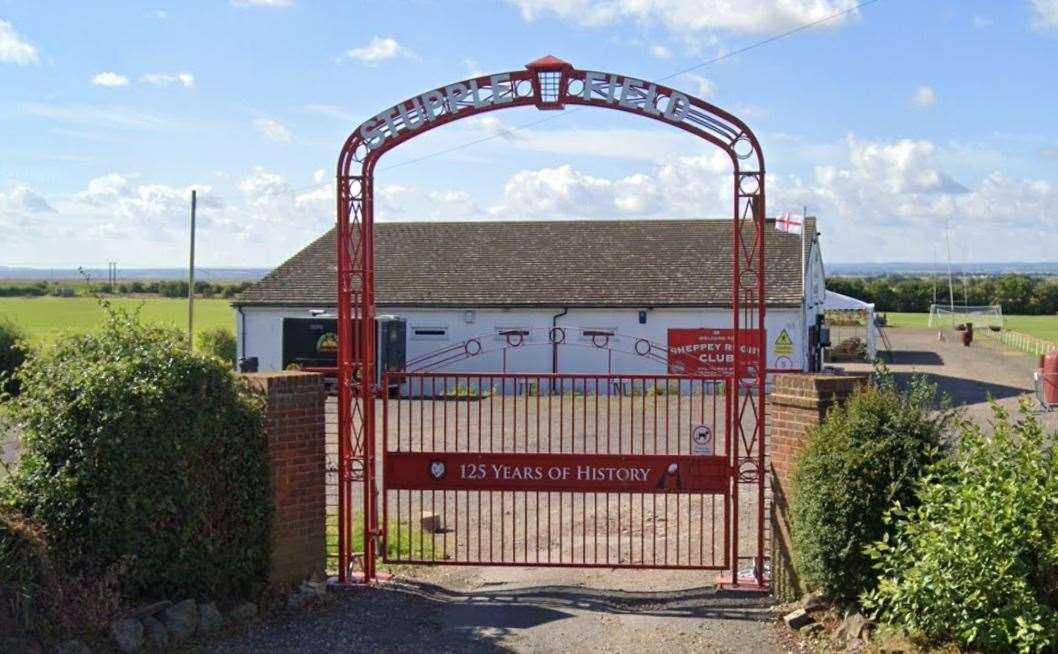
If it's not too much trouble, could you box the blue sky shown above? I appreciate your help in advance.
[1,0,1057,267]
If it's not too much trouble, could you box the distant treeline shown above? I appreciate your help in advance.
[827,275,1058,315]
[0,280,255,299]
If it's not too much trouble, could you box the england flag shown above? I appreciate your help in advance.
[775,211,803,235]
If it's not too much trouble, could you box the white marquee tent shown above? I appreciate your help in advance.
[823,290,877,359]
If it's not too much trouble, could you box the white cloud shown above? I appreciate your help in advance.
[141,72,195,87]
[774,136,1058,259]
[508,0,861,34]
[376,184,415,216]
[680,73,715,98]
[342,36,417,65]
[428,190,472,203]
[493,125,704,161]
[1031,0,1058,31]
[303,103,359,122]
[238,168,286,197]
[650,44,672,59]
[0,20,38,65]
[489,157,728,218]
[427,189,482,217]
[231,0,293,7]
[313,169,325,183]
[471,116,524,142]
[0,185,54,214]
[912,85,936,108]
[973,15,992,29]
[839,136,966,196]
[73,173,214,230]
[464,58,484,77]
[295,185,331,208]
[152,9,168,19]
[92,72,130,87]
[235,167,330,221]
[253,118,293,143]
[479,134,1058,260]
[22,102,172,130]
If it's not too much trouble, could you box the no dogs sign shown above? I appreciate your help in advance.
[691,425,714,456]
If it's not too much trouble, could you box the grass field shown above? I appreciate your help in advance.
[885,312,1058,342]
[0,297,234,345]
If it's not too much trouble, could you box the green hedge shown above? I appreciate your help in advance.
[6,302,271,601]
[790,374,953,600]
[864,404,1058,653]
[0,318,27,396]
[196,327,237,367]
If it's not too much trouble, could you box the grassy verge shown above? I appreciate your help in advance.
[884,312,1058,342]
[326,513,443,575]
[0,297,233,345]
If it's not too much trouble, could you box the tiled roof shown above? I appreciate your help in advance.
[234,218,816,308]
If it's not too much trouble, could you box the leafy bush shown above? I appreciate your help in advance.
[0,509,47,635]
[7,302,270,601]
[863,404,1058,653]
[0,508,127,642]
[0,317,27,397]
[196,326,237,367]
[790,374,953,600]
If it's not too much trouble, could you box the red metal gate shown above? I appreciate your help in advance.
[335,56,768,587]
[382,372,730,569]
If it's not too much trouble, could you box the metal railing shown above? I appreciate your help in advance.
[380,371,743,570]
[982,328,1058,357]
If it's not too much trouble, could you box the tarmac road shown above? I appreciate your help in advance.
[841,326,1058,433]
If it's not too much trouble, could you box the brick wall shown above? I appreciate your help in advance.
[769,373,866,600]
[244,371,327,588]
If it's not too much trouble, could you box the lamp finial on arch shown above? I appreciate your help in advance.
[526,54,573,109]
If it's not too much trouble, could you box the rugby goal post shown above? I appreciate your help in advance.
[928,304,1004,330]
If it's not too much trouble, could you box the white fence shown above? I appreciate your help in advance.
[982,328,1058,358]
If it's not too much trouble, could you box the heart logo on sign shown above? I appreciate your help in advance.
[429,460,446,480]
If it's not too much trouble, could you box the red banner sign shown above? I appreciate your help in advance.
[666,328,764,378]
[384,452,729,495]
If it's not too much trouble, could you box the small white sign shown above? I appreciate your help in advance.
[691,425,714,456]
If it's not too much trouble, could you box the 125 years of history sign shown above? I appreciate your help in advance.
[385,452,729,495]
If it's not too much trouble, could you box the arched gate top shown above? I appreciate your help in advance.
[338,55,764,177]
[332,55,770,588]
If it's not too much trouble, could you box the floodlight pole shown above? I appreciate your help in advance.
[944,220,955,326]
[188,189,197,348]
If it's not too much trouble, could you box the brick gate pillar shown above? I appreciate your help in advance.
[768,373,866,600]
[244,371,327,587]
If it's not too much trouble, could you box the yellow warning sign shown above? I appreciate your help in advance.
[774,329,794,355]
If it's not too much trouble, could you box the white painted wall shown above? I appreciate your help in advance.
[236,304,808,375]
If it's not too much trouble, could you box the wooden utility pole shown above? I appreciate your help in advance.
[187,190,196,348]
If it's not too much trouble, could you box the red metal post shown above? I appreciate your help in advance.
[755,177,767,586]
[360,173,378,583]
[729,170,741,586]
[335,175,352,583]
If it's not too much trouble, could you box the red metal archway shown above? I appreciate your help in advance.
[335,56,767,587]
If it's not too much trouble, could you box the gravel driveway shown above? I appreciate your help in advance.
[203,572,781,654]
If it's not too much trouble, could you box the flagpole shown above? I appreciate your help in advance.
[801,206,807,305]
